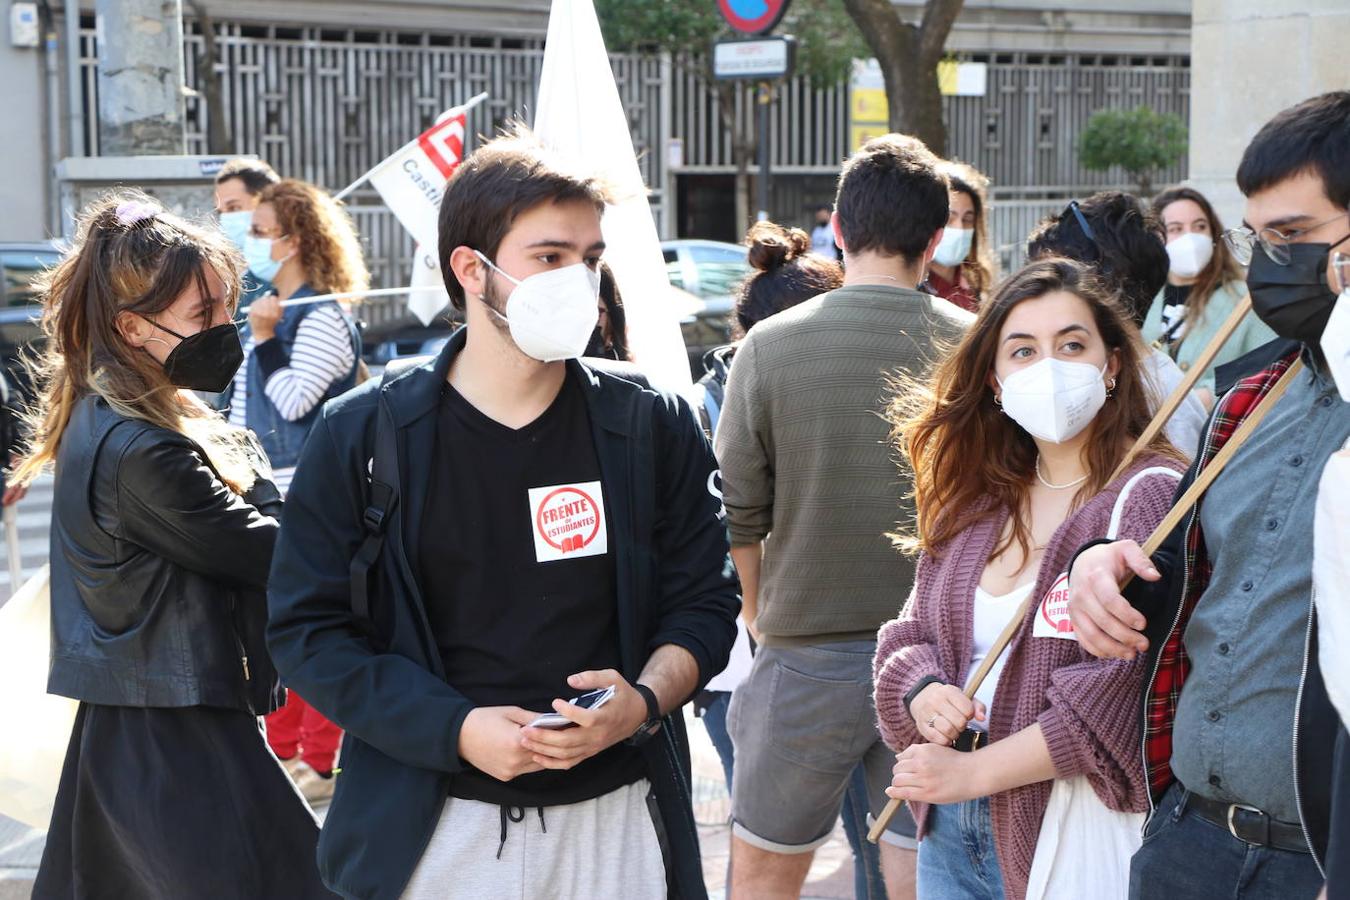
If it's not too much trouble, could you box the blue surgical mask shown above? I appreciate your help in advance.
[242,233,290,283]
[219,210,252,252]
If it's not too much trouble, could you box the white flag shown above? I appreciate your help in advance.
[408,243,450,326]
[534,0,692,391]
[368,110,468,255]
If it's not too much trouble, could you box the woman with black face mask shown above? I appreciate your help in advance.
[12,193,333,899]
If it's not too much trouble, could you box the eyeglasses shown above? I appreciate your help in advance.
[1333,252,1349,294]
[1222,212,1349,266]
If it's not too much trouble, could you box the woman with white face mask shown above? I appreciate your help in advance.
[923,162,997,313]
[1141,187,1276,406]
[228,179,367,806]
[874,258,1186,900]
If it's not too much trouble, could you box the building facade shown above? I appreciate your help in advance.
[3,0,1193,321]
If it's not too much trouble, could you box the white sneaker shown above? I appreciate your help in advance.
[291,761,336,805]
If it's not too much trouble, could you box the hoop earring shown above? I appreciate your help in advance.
[993,393,1003,408]
[1106,377,1116,399]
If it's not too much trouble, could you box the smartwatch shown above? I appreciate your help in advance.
[626,682,663,747]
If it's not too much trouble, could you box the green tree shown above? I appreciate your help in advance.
[839,0,965,155]
[1078,106,1188,197]
[597,0,867,231]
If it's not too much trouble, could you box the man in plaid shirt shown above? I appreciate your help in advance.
[1067,91,1350,900]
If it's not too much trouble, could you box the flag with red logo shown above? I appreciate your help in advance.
[368,107,469,252]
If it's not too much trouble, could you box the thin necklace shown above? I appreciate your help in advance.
[850,274,900,284]
[1035,456,1088,490]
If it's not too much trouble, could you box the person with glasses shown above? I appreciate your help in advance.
[1142,187,1277,409]
[226,178,366,806]
[1027,192,1210,457]
[1068,91,1350,900]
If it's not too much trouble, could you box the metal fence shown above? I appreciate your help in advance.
[72,19,1188,325]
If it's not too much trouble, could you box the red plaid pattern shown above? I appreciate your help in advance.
[1142,349,1302,800]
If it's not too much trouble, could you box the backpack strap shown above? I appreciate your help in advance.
[348,359,426,624]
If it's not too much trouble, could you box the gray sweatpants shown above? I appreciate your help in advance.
[399,779,666,899]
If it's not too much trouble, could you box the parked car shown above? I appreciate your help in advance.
[361,322,459,375]
[660,239,750,375]
[0,241,64,399]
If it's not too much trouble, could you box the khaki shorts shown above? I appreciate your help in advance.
[728,641,917,853]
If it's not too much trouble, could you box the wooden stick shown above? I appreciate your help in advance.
[869,355,1301,843]
[1108,294,1252,484]
[867,588,1037,843]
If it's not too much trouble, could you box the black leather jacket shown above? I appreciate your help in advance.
[48,394,284,714]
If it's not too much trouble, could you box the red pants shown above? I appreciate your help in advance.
[265,692,342,774]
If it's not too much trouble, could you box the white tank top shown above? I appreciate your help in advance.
[963,582,1035,731]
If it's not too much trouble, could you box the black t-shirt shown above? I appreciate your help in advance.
[419,376,644,806]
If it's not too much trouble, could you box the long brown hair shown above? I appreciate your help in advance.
[258,179,369,295]
[1151,186,1245,330]
[887,257,1179,558]
[942,161,998,302]
[15,191,256,492]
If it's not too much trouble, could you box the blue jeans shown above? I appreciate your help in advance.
[701,690,886,899]
[917,797,1004,900]
[1130,783,1323,900]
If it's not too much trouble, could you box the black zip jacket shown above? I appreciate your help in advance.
[48,394,284,713]
[266,331,738,900]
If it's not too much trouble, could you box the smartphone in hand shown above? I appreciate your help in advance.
[527,686,616,730]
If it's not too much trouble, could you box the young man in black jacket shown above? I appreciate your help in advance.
[266,127,738,900]
[1068,91,1350,899]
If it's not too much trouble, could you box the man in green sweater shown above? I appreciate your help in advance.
[715,134,972,899]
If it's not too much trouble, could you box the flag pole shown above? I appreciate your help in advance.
[275,285,446,309]
[1107,293,1253,483]
[332,92,490,202]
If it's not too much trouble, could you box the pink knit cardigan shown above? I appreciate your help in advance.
[873,455,1182,900]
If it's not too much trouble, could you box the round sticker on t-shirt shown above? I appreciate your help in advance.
[1032,571,1077,640]
[528,480,609,562]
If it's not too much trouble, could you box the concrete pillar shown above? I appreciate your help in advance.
[1188,0,1350,228]
[95,0,185,155]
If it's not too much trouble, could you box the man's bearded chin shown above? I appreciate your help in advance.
[481,273,512,336]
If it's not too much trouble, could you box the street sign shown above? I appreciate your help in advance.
[713,36,795,81]
[717,0,790,36]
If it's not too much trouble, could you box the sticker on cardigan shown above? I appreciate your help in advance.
[1033,572,1077,639]
[529,481,608,562]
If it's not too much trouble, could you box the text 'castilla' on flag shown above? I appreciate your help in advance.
[367,107,470,252]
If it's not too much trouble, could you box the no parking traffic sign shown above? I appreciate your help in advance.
[717,0,790,35]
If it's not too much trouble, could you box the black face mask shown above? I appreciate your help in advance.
[1247,240,1344,343]
[143,318,245,393]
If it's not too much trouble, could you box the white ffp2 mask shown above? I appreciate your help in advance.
[997,357,1109,444]
[475,251,601,362]
[1165,232,1214,279]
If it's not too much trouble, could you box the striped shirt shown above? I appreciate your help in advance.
[229,304,355,492]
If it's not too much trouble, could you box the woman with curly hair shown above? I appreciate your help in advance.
[228,179,365,492]
[228,178,365,802]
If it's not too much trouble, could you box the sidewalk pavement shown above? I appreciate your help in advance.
[0,708,861,899]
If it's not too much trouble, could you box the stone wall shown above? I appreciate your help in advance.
[1188,0,1350,227]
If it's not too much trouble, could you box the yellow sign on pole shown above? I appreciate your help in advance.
[849,59,990,151]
